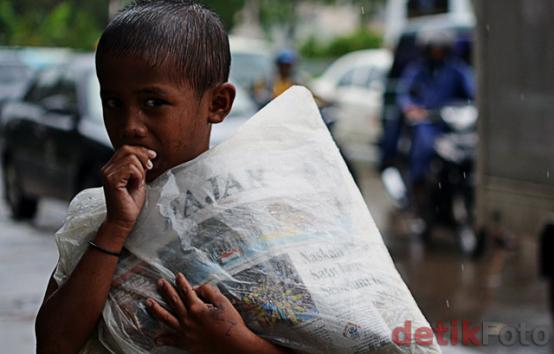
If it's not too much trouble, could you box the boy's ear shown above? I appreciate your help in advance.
[207,83,236,124]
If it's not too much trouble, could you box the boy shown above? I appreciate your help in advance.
[35,1,290,353]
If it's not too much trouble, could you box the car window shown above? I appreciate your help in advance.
[352,66,374,88]
[337,68,356,87]
[407,0,448,18]
[0,64,32,85]
[362,67,386,89]
[24,67,62,103]
[56,72,79,114]
[340,66,385,89]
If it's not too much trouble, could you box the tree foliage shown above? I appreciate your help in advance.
[0,0,108,49]
[0,0,385,49]
[198,0,245,30]
[300,28,382,58]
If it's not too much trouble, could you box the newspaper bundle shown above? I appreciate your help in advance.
[54,86,441,353]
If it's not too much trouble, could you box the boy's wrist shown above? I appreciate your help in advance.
[104,216,137,233]
[93,221,132,252]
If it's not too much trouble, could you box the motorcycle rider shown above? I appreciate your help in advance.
[396,30,475,193]
[252,49,300,107]
[272,49,298,98]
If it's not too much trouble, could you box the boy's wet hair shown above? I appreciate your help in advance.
[96,0,230,96]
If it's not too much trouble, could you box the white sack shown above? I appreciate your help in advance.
[54,86,441,354]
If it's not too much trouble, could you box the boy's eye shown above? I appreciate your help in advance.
[103,98,121,109]
[144,98,167,109]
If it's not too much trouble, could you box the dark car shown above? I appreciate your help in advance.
[1,54,112,220]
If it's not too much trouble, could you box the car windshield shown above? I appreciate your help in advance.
[0,64,32,84]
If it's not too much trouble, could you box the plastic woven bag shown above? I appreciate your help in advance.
[54,86,441,354]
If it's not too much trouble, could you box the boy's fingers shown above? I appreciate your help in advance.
[146,298,180,330]
[195,284,227,306]
[126,163,146,185]
[176,273,203,308]
[132,147,155,170]
[107,164,144,191]
[157,279,187,320]
[120,152,150,175]
[111,145,156,171]
[104,156,146,185]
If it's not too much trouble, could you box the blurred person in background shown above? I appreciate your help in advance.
[393,30,474,195]
[272,49,298,98]
[252,49,302,106]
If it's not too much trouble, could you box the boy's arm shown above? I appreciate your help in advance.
[35,146,156,354]
[36,222,131,354]
[148,273,293,354]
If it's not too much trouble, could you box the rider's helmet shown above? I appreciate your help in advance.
[416,29,456,61]
[275,49,297,65]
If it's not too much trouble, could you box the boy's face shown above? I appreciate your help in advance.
[97,55,233,182]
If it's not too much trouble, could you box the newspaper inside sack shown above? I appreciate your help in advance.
[54,86,441,354]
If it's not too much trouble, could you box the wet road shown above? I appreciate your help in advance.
[0,159,552,353]
[354,159,554,354]
[0,175,66,353]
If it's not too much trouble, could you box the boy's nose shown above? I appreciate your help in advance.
[121,110,148,140]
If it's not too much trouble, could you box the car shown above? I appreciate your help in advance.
[1,54,112,219]
[1,54,257,220]
[0,47,72,139]
[309,49,392,162]
[0,47,71,102]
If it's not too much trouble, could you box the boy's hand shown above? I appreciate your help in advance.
[101,145,157,233]
[146,273,257,354]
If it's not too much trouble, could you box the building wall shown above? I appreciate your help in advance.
[476,0,554,235]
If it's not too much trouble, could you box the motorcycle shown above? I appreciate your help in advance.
[381,104,478,254]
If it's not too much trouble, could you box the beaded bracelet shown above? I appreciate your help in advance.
[88,241,122,257]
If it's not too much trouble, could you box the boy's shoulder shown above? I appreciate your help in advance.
[53,187,106,285]
[57,187,106,237]
[58,187,105,245]
[69,187,105,210]
[60,187,107,234]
